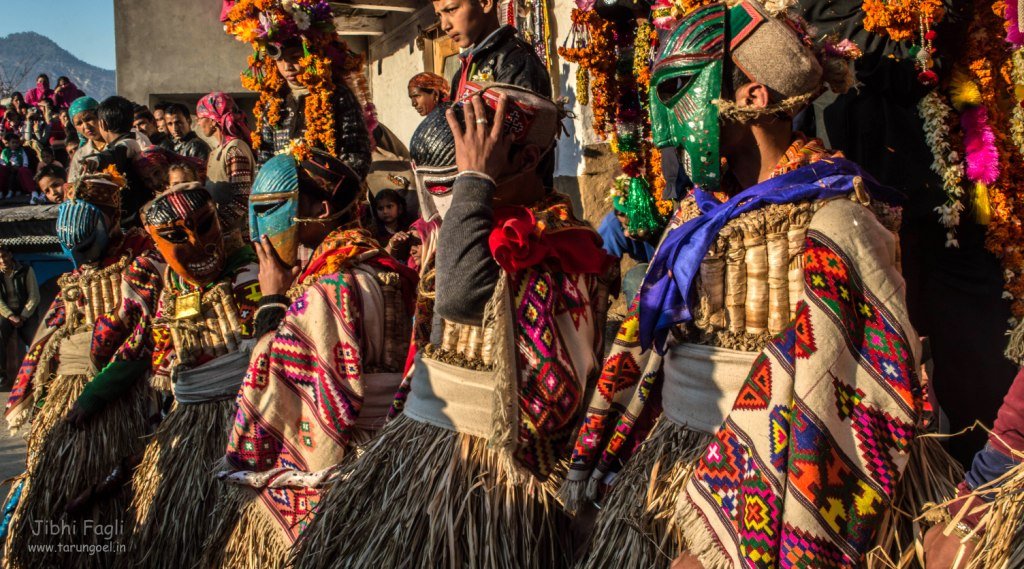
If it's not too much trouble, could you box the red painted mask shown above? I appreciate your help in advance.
[144,184,225,286]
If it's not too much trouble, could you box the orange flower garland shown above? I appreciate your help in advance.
[561,10,668,235]
[242,54,284,149]
[225,0,346,155]
[559,9,615,137]
[297,49,337,155]
[862,0,944,41]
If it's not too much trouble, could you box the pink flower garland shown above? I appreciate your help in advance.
[1007,0,1024,46]
[961,106,1000,185]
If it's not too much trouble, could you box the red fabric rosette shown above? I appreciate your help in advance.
[489,206,613,275]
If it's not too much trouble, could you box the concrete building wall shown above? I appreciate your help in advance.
[114,0,252,105]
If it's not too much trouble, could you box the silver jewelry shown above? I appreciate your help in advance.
[475,118,488,124]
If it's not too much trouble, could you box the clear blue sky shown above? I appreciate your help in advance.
[0,0,115,70]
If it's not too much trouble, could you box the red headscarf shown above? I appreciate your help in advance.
[408,72,450,99]
[196,92,252,144]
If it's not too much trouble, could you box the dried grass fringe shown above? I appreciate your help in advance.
[113,398,237,569]
[1005,318,1024,366]
[289,415,574,569]
[920,425,1024,569]
[676,492,732,569]
[864,434,963,568]
[200,484,291,569]
[575,419,713,569]
[960,459,1024,569]
[2,374,152,569]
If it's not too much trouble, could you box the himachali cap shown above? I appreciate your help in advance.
[456,82,563,149]
[67,171,125,213]
[729,0,823,101]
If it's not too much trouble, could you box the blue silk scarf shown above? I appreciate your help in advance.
[638,158,902,351]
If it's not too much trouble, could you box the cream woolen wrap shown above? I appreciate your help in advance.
[661,343,759,434]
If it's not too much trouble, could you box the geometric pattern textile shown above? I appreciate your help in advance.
[223,229,415,543]
[681,197,923,568]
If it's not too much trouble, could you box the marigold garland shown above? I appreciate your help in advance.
[561,10,667,235]
[650,0,717,29]
[559,9,615,136]
[862,0,944,41]
[956,0,1024,331]
[224,0,357,156]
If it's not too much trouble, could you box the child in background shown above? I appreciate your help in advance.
[2,108,23,141]
[167,162,199,187]
[371,189,413,255]
[0,133,35,199]
[64,134,80,164]
[33,164,67,204]
[34,144,63,170]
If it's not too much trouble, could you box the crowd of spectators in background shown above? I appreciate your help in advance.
[0,73,217,207]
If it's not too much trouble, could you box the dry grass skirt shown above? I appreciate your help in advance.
[199,484,291,569]
[112,398,236,569]
[2,374,152,569]
[865,435,963,569]
[575,418,712,569]
[290,415,575,569]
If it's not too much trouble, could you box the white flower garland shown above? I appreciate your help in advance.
[1011,50,1024,156]
[918,90,966,248]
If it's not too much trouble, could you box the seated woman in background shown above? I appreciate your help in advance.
[407,72,449,117]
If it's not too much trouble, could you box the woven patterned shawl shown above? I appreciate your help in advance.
[563,135,840,492]
[5,232,152,430]
[390,194,610,480]
[679,198,923,568]
[223,228,415,542]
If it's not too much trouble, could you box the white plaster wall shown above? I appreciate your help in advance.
[366,8,440,148]
[369,38,427,146]
[550,0,604,178]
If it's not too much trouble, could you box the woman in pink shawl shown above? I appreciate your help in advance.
[195,91,254,241]
[24,74,54,108]
[53,76,86,110]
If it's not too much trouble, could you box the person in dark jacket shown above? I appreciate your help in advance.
[164,103,212,161]
[0,248,39,390]
[434,0,554,184]
[435,0,551,98]
[133,106,176,152]
[88,96,156,228]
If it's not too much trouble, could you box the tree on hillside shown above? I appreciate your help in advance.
[0,57,41,100]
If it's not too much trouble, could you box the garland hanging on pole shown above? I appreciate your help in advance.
[559,6,670,237]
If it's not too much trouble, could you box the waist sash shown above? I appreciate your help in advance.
[355,372,403,429]
[173,348,250,404]
[661,343,758,433]
[56,332,97,376]
[403,353,494,438]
